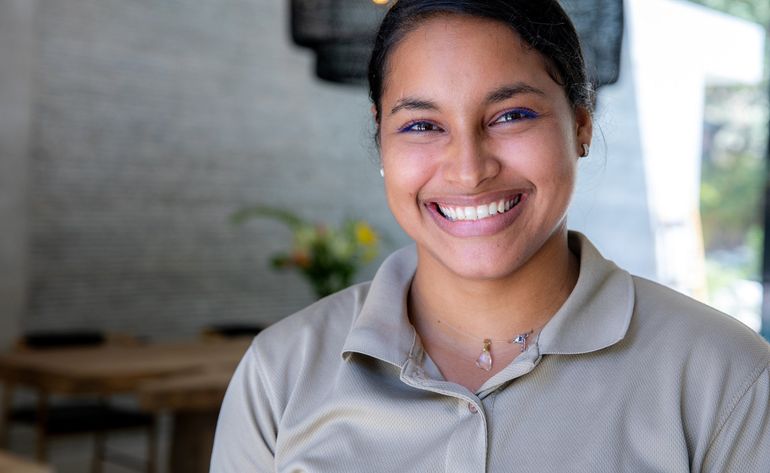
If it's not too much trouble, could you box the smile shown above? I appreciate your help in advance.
[435,194,523,222]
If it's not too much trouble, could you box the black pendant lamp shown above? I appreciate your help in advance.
[290,0,624,87]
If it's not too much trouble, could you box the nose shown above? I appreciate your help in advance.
[442,132,501,189]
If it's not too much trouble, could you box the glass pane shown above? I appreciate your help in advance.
[687,0,769,333]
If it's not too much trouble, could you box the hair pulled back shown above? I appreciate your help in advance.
[368,0,594,128]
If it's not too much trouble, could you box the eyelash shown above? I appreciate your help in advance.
[494,108,539,124]
[399,121,442,133]
[398,108,538,134]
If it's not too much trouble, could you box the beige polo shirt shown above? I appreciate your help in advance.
[211,233,770,472]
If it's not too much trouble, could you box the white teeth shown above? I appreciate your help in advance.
[438,194,522,221]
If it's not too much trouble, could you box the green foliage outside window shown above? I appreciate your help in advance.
[685,0,769,326]
[687,0,769,30]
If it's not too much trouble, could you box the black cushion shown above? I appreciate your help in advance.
[205,323,263,338]
[22,331,106,349]
[10,403,153,435]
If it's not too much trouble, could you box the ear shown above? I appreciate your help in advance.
[371,105,379,123]
[575,107,593,152]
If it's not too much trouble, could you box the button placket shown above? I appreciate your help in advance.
[446,397,488,472]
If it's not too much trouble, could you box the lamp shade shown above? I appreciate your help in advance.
[290,0,624,87]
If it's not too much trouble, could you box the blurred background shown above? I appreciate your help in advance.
[0,0,767,471]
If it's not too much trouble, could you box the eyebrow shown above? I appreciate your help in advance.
[388,82,546,117]
[389,98,438,116]
[484,83,546,104]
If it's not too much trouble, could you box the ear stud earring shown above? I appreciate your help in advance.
[379,168,385,177]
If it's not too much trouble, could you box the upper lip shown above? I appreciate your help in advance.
[423,189,528,207]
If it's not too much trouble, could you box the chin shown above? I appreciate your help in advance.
[423,243,530,282]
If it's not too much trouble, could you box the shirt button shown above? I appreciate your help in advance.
[467,403,478,414]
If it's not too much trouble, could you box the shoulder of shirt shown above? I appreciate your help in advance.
[241,282,372,393]
[630,276,770,453]
[251,280,370,353]
[630,274,770,370]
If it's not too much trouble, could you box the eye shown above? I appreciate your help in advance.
[493,108,538,124]
[399,121,443,133]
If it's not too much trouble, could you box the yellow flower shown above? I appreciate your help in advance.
[354,222,378,247]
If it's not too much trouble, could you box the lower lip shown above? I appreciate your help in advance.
[426,194,528,238]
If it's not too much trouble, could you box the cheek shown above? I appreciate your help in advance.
[545,163,576,197]
[537,151,576,196]
[381,142,438,202]
[495,132,575,182]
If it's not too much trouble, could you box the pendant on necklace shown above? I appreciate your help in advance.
[511,330,533,352]
[475,339,493,371]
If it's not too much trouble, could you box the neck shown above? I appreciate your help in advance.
[409,228,579,347]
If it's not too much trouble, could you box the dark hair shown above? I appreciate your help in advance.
[368,0,594,128]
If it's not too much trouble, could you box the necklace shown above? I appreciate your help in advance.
[436,320,535,372]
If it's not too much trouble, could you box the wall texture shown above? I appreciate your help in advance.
[10,0,655,340]
[0,0,37,349]
[24,0,406,339]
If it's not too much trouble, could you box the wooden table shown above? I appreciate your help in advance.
[0,338,250,395]
[0,338,251,473]
[0,451,54,473]
[138,368,242,473]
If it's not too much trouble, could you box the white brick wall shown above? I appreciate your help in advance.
[0,0,37,349]
[24,0,408,339]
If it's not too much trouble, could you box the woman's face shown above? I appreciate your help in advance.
[379,14,592,281]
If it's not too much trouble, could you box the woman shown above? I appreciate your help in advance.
[211,1,770,471]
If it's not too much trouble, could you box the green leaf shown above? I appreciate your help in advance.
[230,205,306,230]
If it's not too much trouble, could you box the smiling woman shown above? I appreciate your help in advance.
[211,1,770,472]
[375,14,589,390]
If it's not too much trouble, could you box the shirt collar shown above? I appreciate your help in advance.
[536,232,635,355]
[341,245,418,368]
[341,232,635,365]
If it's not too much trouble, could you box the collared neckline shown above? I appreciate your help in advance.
[536,232,634,355]
[341,232,635,368]
[341,245,418,368]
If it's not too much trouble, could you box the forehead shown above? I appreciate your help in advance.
[382,14,559,104]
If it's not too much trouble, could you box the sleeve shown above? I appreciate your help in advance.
[701,364,770,472]
[210,343,279,473]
